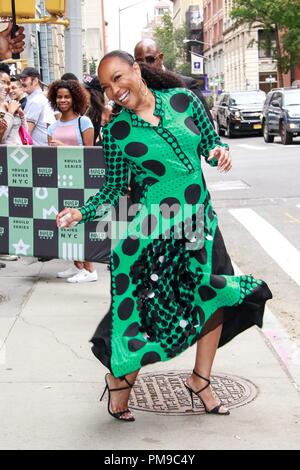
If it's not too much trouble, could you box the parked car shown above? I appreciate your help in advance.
[261,87,300,145]
[215,90,266,138]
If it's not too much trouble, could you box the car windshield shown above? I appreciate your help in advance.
[284,90,300,106]
[229,93,265,106]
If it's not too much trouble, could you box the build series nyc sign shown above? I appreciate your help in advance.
[0,146,113,263]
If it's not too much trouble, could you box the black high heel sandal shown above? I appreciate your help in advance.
[184,369,230,415]
[100,373,135,422]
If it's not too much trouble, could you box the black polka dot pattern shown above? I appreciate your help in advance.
[184,117,201,135]
[111,121,131,140]
[170,93,191,113]
[118,297,134,320]
[122,237,140,256]
[141,352,161,366]
[128,339,147,352]
[115,273,129,295]
[125,142,148,157]
[184,184,201,204]
[210,275,227,289]
[142,160,166,176]
[123,322,140,337]
[198,285,217,301]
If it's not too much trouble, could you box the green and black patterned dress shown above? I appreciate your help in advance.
[79,88,272,378]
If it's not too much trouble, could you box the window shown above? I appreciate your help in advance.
[258,29,276,58]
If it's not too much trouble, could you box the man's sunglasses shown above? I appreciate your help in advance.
[136,55,159,64]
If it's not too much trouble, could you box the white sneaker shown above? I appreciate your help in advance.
[0,255,18,261]
[66,269,98,283]
[57,266,80,278]
[20,256,39,265]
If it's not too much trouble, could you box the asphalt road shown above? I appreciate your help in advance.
[203,133,300,347]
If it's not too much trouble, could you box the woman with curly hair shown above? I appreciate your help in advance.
[47,79,97,283]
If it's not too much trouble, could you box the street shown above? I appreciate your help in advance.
[204,133,300,348]
[0,134,300,450]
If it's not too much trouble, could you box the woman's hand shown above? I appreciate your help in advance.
[48,139,65,146]
[207,146,232,172]
[0,117,8,142]
[18,108,25,119]
[8,99,21,115]
[56,208,83,228]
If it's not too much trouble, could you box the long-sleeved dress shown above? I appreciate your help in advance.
[78,87,272,378]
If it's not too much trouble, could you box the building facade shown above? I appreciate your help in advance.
[81,0,107,74]
[223,0,277,92]
[203,0,224,93]
[142,0,173,40]
[23,0,65,83]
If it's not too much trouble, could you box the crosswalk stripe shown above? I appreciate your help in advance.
[233,262,300,389]
[237,144,267,150]
[229,208,300,287]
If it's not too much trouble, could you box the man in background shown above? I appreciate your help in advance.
[10,76,27,109]
[134,38,213,124]
[19,67,55,145]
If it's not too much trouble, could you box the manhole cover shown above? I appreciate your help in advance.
[128,371,257,415]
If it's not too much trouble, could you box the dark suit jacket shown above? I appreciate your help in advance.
[179,74,214,124]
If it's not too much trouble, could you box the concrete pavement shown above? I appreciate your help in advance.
[0,258,299,450]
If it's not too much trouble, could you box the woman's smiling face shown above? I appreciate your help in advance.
[98,56,143,110]
[56,87,73,113]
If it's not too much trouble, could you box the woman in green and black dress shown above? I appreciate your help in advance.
[57,51,272,422]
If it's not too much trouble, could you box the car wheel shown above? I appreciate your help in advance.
[217,118,225,136]
[225,120,234,138]
[280,122,293,145]
[263,121,274,143]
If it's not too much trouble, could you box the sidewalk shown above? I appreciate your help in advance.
[0,259,299,450]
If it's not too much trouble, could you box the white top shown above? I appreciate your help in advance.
[25,88,55,146]
[47,116,93,146]
[2,112,28,145]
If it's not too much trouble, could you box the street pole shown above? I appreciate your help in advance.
[65,0,83,77]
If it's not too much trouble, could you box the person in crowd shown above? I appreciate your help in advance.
[0,22,25,60]
[0,63,11,95]
[134,39,213,124]
[0,64,24,261]
[61,72,79,82]
[0,116,8,141]
[10,76,27,109]
[47,79,98,284]
[0,81,28,145]
[57,51,272,422]
[19,67,55,145]
[83,75,107,146]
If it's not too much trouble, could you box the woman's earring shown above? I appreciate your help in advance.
[140,78,148,97]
